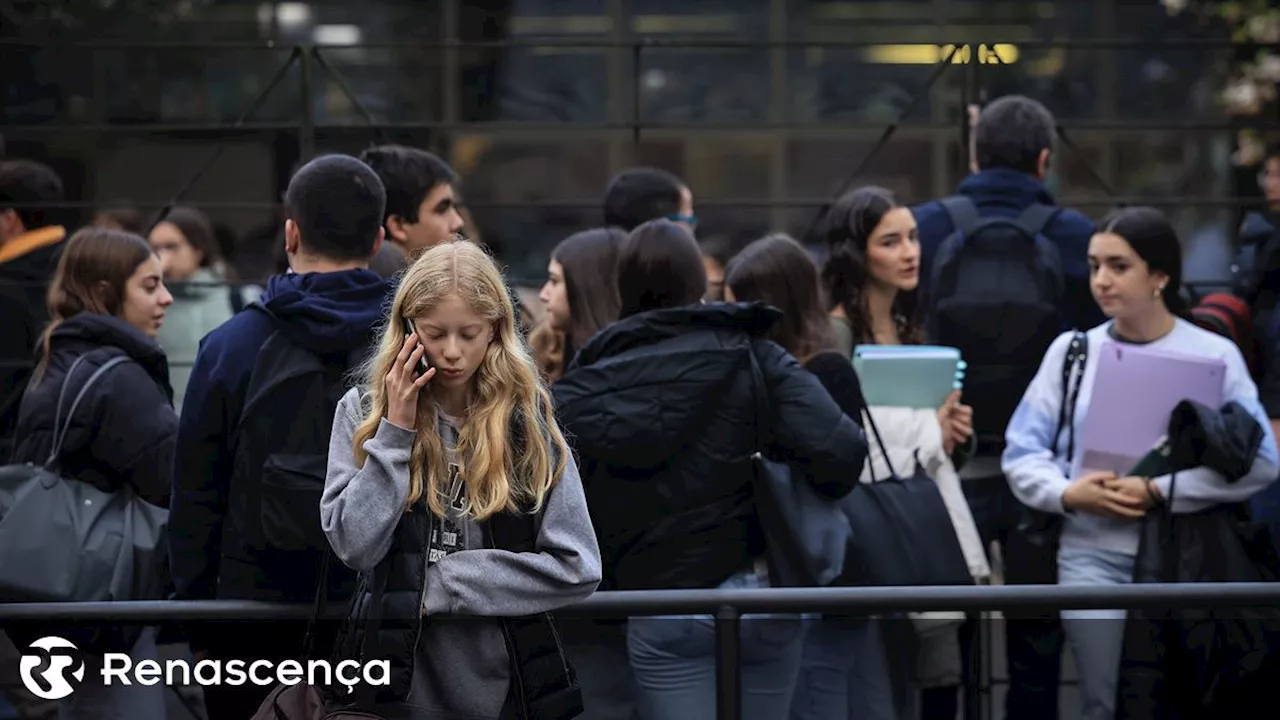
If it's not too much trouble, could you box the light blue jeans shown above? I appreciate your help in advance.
[789,616,896,720]
[627,568,806,720]
[1058,545,1135,720]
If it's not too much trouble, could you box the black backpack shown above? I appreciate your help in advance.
[233,302,368,557]
[926,197,1066,449]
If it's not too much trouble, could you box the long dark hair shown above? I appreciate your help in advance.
[820,186,923,345]
[552,227,625,356]
[1096,206,1193,320]
[725,233,837,363]
[616,218,706,318]
[36,227,155,382]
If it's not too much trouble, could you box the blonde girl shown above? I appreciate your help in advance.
[322,240,602,720]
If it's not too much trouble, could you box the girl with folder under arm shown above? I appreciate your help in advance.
[1002,206,1279,720]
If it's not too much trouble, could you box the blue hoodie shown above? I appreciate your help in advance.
[912,168,1106,332]
[168,269,389,606]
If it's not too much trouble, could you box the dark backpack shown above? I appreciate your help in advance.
[233,302,367,557]
[927,197,1066,448]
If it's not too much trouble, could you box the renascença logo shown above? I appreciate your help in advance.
[19,636,85,700]
[20,636,389,699]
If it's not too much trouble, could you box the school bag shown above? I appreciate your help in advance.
[233,302,367,558]
[926,197,1066,449]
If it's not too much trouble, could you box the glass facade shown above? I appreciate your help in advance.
[0,0,1254,281]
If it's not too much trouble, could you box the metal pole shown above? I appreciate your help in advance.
[631,41,642,152]
[310,47,393,145]
[145,46,302,233]
[714,605,742,720]
[298,44,315,163]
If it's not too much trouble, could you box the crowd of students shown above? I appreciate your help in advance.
[0,93,1276,720]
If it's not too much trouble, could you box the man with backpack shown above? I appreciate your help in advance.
[167,154,391,719]
[910,95,1104,720]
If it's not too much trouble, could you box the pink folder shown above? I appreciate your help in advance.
[1078,340,1225,475]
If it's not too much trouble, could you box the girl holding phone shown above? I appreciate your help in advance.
[323,240,602,719]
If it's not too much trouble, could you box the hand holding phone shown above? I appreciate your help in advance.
[387,317,436,429]
[403,317,433,376]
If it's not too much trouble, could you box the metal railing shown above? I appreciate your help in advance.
[2,583,1279,720]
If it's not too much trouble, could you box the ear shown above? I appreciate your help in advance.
[369,227,385,259]
[93,280,116,313]
[0,208,20,238]
[284,219,300,255]
[385,215,409,243]
[1037,149,1052,180]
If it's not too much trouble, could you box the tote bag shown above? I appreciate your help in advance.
[746,352,853,588]
[838,389,971,588]
[0,355,169,603]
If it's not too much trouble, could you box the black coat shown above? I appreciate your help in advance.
[10,313,176,508]
[1117,400,1280,719]
[553,302,866,591]
[0,235,62,461]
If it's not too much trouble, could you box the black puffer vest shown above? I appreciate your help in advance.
[327,453,581,718]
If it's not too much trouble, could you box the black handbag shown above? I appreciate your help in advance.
[837,390,972,587]
[746,352,853,588]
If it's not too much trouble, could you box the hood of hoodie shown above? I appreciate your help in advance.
[572,301,781,368]
[956,168,1059,213]
[260,269,390,356]
[556,302,781,470]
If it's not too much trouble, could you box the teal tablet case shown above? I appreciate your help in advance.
[852,345,966,409]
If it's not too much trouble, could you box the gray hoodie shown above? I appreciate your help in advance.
[322,388,602,719]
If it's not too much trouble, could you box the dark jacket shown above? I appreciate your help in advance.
[11,312,176,508]
[0,227,65,461]
[1118,400,1280,719]
[168,269,389,604]
[912,168,1104,332]
[331,457,580,719]
[553,302,866,591]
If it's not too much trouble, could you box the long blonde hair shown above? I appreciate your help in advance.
[351,240,570,520]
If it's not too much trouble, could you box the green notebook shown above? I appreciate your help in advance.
[852,344,966,409]
[1128,435,1173,478]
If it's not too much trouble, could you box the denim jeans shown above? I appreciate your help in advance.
[789,616,896,720]
[1058,545,1134,720]
[962,474,1065,720]
[627,568,805,720]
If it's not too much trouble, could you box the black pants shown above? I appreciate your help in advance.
[197,619,314,720]
[961,475,1065,720]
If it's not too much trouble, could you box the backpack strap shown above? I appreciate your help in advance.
[44,355,131,469]
[940,196,981,236]
[1015,204,1063,238]
[1052,331,1089,467]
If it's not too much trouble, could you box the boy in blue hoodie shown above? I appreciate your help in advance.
[168,154,391,719]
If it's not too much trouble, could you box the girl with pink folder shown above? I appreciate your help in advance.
[1002,207,1279,720]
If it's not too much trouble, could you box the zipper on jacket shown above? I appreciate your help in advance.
[544,613,573,680]
[418,512,434,613]
[499,620,531,720]
[485,526,532,719]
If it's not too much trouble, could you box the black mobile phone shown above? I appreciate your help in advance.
[403,317,432,375]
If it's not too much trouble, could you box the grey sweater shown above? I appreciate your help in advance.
[322,388,603,719]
